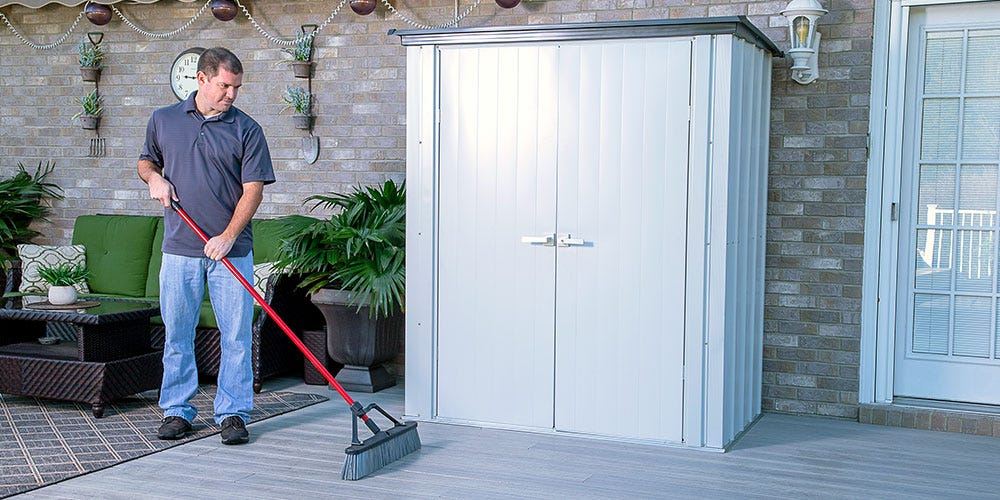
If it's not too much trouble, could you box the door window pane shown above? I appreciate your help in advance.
[921,99,959,160]
[966,29,1000,94]
[954,295,991,357]
[962,98,1000,161]
[957,164,997,227]
[915,228,953,290]
[917,164,955,225]
[924,31,963,94]
[955,229,994,292]
[913,293,950,354]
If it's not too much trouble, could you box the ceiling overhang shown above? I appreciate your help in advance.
[0,0,198,8]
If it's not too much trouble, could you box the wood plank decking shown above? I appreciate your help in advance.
[18,377,1000,499]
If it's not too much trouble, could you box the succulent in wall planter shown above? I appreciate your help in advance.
[77,36,105,83]
[281,85,313,130]
[73,89,104,130]
[281,35,314,78]
[37,263,90,305]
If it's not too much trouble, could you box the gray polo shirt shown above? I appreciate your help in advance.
[140,92,275,258]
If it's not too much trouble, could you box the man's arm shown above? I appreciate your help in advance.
[202,181,264,261]
[138,159,177,207]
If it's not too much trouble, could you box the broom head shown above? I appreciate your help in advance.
[341,421,420,480]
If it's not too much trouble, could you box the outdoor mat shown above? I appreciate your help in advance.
[0,386,328,498]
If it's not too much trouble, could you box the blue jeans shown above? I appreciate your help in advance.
[158,252,254,425]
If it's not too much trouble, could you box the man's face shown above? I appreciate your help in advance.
[196,66,242,116]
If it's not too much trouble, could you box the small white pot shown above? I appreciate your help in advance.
[48,285,78,305]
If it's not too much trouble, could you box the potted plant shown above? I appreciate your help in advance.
[37,262,89,305]
[0,161,63,292]
[281,85,313,130]
[276,179,405,392]
[78,37,105,83]
[281,34,314,78]
[73,90,104,130]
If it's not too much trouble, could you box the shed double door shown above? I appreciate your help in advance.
[435,39,690,441]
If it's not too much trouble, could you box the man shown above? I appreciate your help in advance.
[138,47,274,445]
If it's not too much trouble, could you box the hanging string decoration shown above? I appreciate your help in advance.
[0,10,84,49]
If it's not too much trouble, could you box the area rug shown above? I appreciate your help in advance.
[0,386,328,498]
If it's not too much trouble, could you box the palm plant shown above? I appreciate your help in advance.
[276,179,405,319]
[0,161,63,262]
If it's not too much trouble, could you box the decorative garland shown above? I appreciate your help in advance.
[0,0,491,50]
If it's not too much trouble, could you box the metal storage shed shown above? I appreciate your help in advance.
[397,17,780,450]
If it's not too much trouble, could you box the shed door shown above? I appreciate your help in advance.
[436,39,690,440]
[894,2,1000,404]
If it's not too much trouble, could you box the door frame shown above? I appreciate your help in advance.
[861,0,996,405]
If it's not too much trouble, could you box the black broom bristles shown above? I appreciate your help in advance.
[341,421,420,480]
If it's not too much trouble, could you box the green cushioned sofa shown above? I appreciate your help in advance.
[4,214,324,392]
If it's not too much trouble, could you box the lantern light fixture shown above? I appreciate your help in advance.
[780,0,827,85]
[84,1,113,26]
[211,0,238,22]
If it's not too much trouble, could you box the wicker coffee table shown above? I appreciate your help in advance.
[0,297,162,417]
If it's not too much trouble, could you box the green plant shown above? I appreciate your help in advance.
[281,85,311,115]
[37,262,90,286]
[276,179,405,319]
[77,38,104,68]
[281,35,313,62]
[73,89,104,119]
[0,161,63,262]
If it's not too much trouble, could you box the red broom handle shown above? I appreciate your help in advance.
[169,201,363,412]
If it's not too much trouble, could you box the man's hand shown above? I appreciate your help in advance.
[148,174,178,208]
[204,235,236,261]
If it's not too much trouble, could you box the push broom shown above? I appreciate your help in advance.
[170,200,420,480]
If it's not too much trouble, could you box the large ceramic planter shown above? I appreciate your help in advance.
[310,288,402,393]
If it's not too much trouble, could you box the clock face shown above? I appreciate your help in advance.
[170,47,206,101]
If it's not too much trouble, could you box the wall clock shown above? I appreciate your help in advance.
[170,47,206,101]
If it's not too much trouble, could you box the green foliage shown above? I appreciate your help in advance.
[73,89,104,119]
[0,161,63,261]
[276,179,405,319]
[77,38,104,68]
[37,262,90,286]
[281,85,311,115]
[281,35,313,62]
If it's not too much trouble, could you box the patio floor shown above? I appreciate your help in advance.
[16,376,1000,499]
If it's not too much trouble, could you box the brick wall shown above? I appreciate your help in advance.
[0,0,874,420]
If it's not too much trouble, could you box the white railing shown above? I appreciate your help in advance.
[919,204,996,280]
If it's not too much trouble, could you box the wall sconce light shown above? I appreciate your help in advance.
[211,0,239,22]
[781,0,827,85]
[85,2,113,26]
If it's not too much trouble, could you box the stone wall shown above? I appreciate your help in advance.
[0,0,874,419]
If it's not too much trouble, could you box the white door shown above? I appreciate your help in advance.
[436,44,560,428]
[894,2,1000,404]
[436,39,689,439]
[552,40,689,440]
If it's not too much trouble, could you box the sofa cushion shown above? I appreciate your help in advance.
[251,215,317,264]
[72,215,159,297]
[145,218,165,298]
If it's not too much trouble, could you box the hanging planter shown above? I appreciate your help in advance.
[80,66,101,83]
[290,60,314,79]
[78,33,105,83]
[292,114,314,130]
[78,115,101,130]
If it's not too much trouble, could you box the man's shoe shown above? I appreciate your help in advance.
[157,416,192,440]
[220,416,249,445]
